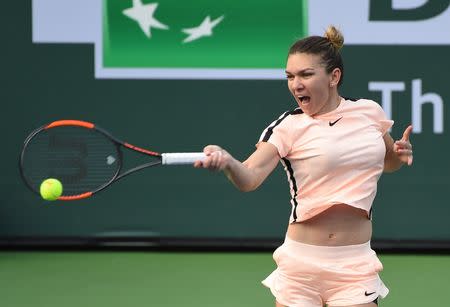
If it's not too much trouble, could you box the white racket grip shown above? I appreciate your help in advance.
[161,152,206,165]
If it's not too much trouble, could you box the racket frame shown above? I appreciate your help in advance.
[19,120,163,200]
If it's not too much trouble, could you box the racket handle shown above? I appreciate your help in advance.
[161,152,205,165]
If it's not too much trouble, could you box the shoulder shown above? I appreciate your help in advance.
[279,108,304,118]
[342,96,378,106]
[341,97,391,126]
[269,108,304,126]
[341,97,384,112]
[260,108,304,141]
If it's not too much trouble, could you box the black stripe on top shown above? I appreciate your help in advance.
[341,96,359,102]
[261,108,303,142]
[281,157,299,222]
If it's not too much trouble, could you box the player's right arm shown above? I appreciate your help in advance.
[194,142,280,192]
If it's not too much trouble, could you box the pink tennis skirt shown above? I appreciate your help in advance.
[262,236,389,306]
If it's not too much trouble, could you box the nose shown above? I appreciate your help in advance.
[291,76,304,91]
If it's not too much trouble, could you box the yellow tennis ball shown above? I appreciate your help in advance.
[40,178,63,201]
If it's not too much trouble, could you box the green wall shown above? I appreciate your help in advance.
[1,1,449,247]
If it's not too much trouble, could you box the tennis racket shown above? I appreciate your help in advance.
[19,120,205,200]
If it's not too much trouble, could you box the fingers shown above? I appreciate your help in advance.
[193,160,203,168]
[193,145,227,171]
[395,125,414,166]
[206,150,224,170]
[395,148,412,154]
[203,145,222,156]
[394,140,412,150]
[407,155,413,166]
[401,125,413,141]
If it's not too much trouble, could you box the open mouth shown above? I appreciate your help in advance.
[298,96,310,104]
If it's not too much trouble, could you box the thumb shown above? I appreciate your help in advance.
[203,145,222,155]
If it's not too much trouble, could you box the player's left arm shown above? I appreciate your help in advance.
[383,125,413,173]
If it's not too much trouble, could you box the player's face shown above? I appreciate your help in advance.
[286,53,337,116]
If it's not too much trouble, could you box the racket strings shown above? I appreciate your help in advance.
[21,126,121,195]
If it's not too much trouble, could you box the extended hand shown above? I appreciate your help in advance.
[194,145,232,171]
[394,125,413,166]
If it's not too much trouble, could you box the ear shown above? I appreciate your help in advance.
[329,68,342,87]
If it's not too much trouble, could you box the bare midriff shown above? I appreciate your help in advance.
[286,204,372,246]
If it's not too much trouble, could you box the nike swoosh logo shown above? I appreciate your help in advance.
[365,291,376,296]
[329,117,343,126]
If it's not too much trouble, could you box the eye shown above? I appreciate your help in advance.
[286,75,294,80]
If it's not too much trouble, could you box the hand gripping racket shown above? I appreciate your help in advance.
[19,120,205,200]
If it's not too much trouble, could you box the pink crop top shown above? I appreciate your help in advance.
[258,98,394,223]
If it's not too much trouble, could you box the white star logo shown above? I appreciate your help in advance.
[182,15,224,44]
[123,0,169,38]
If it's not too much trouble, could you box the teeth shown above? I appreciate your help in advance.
[297,96,309,102]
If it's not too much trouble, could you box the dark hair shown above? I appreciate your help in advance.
[288,25,344,86]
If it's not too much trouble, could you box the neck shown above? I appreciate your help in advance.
[330,93,341,111]
[315,92,341,116]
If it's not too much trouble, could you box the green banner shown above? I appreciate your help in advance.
[103,0,308,68]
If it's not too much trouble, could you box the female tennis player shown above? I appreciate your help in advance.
[194,25,413,307]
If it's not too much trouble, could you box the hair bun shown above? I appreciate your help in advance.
[324,25,344,51]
